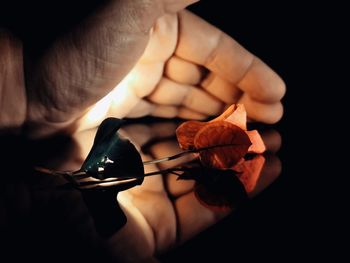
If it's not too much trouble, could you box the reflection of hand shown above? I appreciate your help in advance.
[65,121,282,262]
[1,1,285,137]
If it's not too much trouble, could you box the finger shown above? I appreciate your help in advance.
[120,121,178,149]
[176,10,285,103]
[149,140,194,170]
[104,84,141,119]
[151,105,179,118]
[118,190,177,254]
[249,154,282,198]
[130,153,165,192]
[119,124,175,193]
[120,124,153,148]
[177,107,207,120]
[176,10,252,85]
[201,73,242,104]
[148,77,190,106]
[239,94,283,123]
[148,78,224,116]
[259,129,282,153]
[76,94,112,132]
[166,173,195,198]
[111,192,156,260]
[174,191,230,244]
[149,122,178,138]
[146,136,197,197]
[139,14,178,63]
[183,87,224,116]
[165,56,205,85]
[121,62,164,98]
[127,100,155,118]
[237,58,286,103]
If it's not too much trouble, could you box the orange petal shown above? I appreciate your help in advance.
[176,121,206,150]
[194,121,252,169]
[246,130,266,153]
[233,155,266,194]
[211,104,237,122]
[223,104,247,130]
[212,104,247,130]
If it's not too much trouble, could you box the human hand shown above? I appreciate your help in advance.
[1,0,198,136]
[77,9,286,132]
[1,1,285,138]
[0,0,285,137]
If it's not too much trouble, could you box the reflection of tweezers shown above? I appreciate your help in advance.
[34,167,142,191]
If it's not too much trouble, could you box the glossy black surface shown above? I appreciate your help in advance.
[167,2,343,261]
[0,119,281,262]
[0,135,126,262]
[1,1,342,261]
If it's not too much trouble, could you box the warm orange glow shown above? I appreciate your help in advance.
[108,72,140,118]
[85,93,113,123]
[78,72,139,131]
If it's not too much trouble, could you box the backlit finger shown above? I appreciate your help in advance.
[201,73,242,104]
[148,77,190,106]
[176,10,285,103]
[177,107,207,120]
[182,87,223,116]
[120,61,164,98]
[151,105,178,118]
[165,56,205,85]
[237,58,286,103]
[176,10,253,85]
[139,14,178,63]
[127,99,155,118]
[239,94,283,123]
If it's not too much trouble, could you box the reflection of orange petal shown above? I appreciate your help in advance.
[193,169,248,213]
[246,130,266,153]
[176,121,206,150]
[233,155,266,194]
[194,185,232,213]
[194,121,251,169]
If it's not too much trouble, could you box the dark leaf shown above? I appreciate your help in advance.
[80,118,144,183]
[176,121,206,150]
[194,121,251,169]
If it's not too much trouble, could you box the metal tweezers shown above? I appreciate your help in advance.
[35,167,141,190]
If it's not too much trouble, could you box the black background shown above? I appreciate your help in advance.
[1,0,346,261]
[162,1,346,261]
